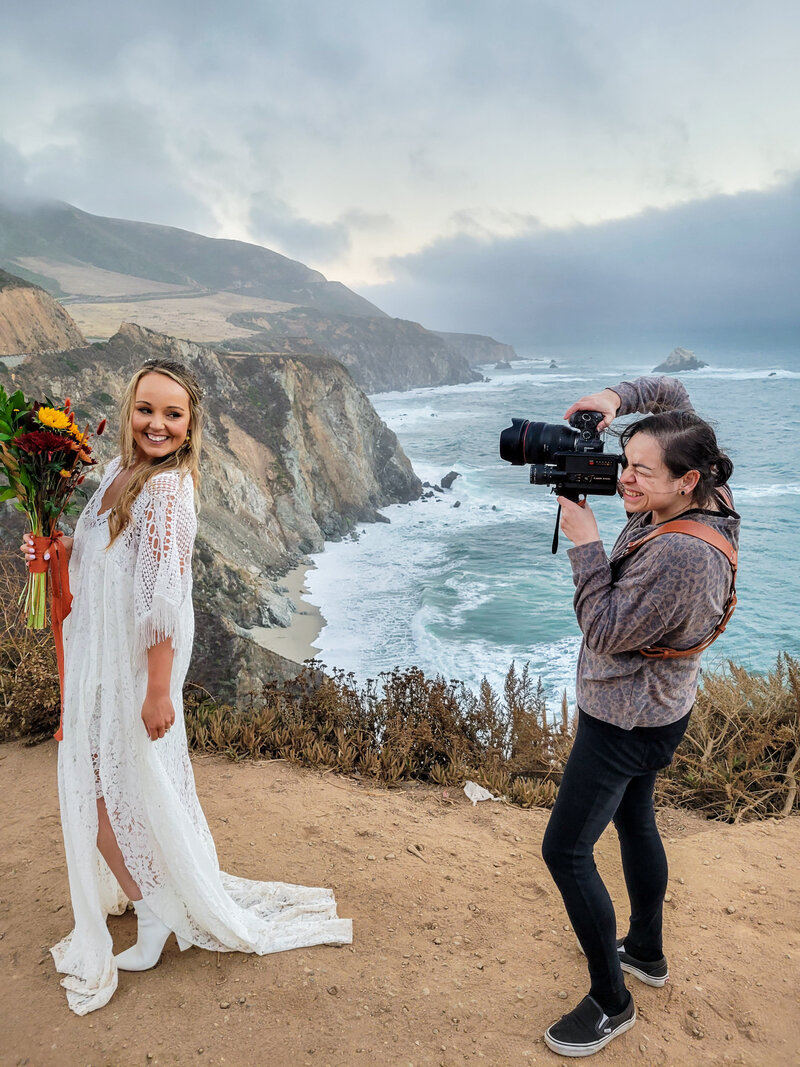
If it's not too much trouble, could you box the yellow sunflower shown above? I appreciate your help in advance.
[67,423,86,441]
[37,406,71,431]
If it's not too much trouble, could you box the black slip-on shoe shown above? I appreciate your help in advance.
[617,938,669,987]
[576,936,669,987]
[544,993,636,1058]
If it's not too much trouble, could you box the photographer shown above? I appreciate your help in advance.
[541,375,739,1057]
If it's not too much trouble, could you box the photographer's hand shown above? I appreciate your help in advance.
[557,496,600,547]
[563,388,621,431]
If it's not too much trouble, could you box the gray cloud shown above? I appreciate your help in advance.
[249,195,351,263]
[1,0,799,283]
[363,177,800,348]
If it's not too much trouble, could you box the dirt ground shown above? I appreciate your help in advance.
[1,741,798,1067]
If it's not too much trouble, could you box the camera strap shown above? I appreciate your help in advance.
[620,518,738,659]
[552,503,563,554]
[552,495,587,554]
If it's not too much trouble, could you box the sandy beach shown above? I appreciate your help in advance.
[249,561,327,665]
[1,740,799,1067]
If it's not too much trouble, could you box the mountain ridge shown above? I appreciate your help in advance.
[0,198,517,392]
[0,198,384,318]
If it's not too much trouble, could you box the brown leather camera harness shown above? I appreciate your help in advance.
[614,486,739,659]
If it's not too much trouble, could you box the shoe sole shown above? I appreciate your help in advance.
[544,1009,637,1057]
[619,959,669,987]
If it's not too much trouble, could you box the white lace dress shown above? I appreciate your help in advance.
[51,457,352,1016]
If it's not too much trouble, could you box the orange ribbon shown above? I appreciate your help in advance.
[31,533,73,741]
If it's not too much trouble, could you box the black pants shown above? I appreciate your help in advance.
[541,707,690,1008]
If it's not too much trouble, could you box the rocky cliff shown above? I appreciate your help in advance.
[433,331,518,366]
[223,308,482,392]
[0,269,86,356]
[2,319,421,700]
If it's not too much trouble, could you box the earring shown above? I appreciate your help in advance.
[679,489,686,496]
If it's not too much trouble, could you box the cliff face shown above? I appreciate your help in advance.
[3,322,421,700]
[433,331,518,366]
[224,308,482,393]
[0,269,86,356]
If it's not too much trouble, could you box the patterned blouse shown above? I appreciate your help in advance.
[567,376,740,729]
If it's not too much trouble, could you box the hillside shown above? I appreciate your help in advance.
[434,330,518,366]
[223,308,482,392]
[0,268,86,356]
[0,199,382,317]
[0,199,512,392]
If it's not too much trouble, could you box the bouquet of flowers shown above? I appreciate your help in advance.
[0,384,105,628]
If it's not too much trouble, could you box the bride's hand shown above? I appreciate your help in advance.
[141,693,175,741]
[563,388,621,431]
[19,533,74,569]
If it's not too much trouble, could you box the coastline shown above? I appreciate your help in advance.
[249,560,326,665]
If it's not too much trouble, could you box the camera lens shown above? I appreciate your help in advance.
[500,419,577,465]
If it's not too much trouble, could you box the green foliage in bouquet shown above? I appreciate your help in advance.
[0,385,105,627]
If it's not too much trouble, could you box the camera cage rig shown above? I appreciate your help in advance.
[499,409,623,553]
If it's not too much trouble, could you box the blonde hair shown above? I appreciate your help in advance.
[107,359,204,544]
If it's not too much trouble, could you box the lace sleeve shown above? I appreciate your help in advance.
[133,471,196,658]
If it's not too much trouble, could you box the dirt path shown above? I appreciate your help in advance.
[1,741,798,1067]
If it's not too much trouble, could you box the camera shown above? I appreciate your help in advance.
[499,410,622,503]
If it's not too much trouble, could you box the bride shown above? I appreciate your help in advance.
[23,357,352,1015]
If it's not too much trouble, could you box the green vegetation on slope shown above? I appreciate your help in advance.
[0,199,385,317]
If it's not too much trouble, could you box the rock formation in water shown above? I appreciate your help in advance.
[0,269,86,357]
[652,346,709,372]
[2,303,421,700]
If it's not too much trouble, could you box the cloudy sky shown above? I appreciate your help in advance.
[2,0,799,346]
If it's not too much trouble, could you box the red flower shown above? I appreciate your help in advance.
[96,418,107,436]
[15,430,74,454]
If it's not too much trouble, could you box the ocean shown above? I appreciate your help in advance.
[305,347,800,707]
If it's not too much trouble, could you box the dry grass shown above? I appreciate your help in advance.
[0,551,61,742]
[657,653,800,821]
[0,548,796,821]
[183,661,573,805]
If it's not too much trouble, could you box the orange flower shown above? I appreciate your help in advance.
[59,469,72,478]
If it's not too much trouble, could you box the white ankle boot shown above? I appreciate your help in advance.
[115,898,177,971]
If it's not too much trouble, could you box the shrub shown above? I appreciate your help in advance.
[184,660,570,802]
[1,546,796,820]
[657,654,800,821]
[0,551,60,742]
